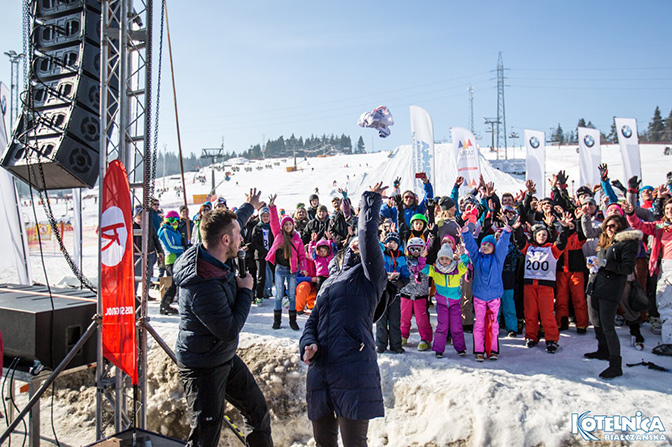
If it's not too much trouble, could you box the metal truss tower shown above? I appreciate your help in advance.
[98,0,154,437]
[496,52,508,155]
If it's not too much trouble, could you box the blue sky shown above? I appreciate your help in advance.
[1,1,671,157]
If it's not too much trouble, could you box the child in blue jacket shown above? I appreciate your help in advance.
[462,225,512,361]
[376,231,410,354]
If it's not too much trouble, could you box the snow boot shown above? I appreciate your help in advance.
[599,356,623,380]
[584,326,609,360]
[289,310,300,331]
[559,316,569,331]
[272,310,282,330]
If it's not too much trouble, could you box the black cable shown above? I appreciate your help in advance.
[2,357,21,447]
[8,359,28,447]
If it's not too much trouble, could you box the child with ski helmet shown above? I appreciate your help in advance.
[376,231,410,354]
[462,224,512,361]
[158,210,185,315]
[399,237,433,351]
[421,235,470,358]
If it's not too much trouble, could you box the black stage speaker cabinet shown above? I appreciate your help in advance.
[0,283,97,370]
[0,0,117,190]
[84,428,186,447]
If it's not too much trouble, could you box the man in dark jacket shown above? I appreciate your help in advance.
[300,183,388,446]
[173,189,272,447]
[302,205,330,244]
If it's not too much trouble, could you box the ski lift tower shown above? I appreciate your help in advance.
[201,142,225,194]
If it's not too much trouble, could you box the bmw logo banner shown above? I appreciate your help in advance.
[614,118,641,180]
[524,129,546,197]
[578,127,601,188]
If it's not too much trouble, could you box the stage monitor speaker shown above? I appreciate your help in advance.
[0,0,117,190]
[0,283,97,370]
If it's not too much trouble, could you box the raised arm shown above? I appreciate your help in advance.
[359,186,387,296]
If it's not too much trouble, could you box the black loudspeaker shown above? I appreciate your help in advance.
[84,428,186,447]
[1,0,112,190]
[0,283,97,370]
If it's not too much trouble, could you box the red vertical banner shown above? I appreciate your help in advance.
[101,160,138,384]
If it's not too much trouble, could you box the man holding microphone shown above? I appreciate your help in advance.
[172,189,273,447]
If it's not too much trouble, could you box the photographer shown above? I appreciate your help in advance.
[173,189,272,447]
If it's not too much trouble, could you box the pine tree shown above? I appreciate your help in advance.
[648,106,665,142]
[552,124,565,144]
[663,109,672,143]
[606,118,618,143]
[357,136,366,154]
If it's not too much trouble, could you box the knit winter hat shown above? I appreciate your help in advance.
[480,234,496,249]
[607,203,624,216]
[439,196,456,211]
[576,185,593,197]
[581,196,597,206]
[641,185,654,192]
[280,215,295,230]
[442,234,456,247]
[384,231,400,246]
[318,205,329,213]
[435,243,458,274]
[164,210,179,220]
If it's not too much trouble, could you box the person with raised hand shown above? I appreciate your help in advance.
[300,182,389,447]
[265,193,308,330]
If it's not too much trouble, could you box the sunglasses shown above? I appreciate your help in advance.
[605,224,618,230]
[167,217,179,223]
[403,196,414,201]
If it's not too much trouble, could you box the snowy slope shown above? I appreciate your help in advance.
[1,146,672,447]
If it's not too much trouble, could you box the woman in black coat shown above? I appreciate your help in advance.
[584,214,642,379]
[299,183,388,447]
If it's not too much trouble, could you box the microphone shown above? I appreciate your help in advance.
[237,249,247,278]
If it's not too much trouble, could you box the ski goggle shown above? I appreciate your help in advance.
[167,217,179,224]
[408,246,423,253]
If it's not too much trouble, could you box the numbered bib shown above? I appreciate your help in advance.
[524,246,557,281]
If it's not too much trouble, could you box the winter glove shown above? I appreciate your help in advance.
[557,170,568,186]
[627,176,641,192]
[611,179,626,194]
[598,163,609,181]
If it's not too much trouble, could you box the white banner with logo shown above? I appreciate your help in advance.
[614,118,640,180]
[524,129,546,197]
[409,105,435,193]
[578,127,601,188]
[450,127,481,190]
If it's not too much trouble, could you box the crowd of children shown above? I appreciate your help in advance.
[151,165,672,380]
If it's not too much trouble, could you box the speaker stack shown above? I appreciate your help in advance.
[1,0,113,190]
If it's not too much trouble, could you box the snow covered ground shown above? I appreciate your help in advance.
[2,145,672,446]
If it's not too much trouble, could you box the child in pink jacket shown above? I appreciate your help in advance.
[308,238,335,294]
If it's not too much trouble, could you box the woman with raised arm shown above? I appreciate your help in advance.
[299,182,389,447]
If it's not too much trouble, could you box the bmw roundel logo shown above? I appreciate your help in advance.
[584,135,595,148]
[0,95,6,115]
[621,125,633,139]
[529,136,540,149]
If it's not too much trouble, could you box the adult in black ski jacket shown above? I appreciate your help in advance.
[300,184,388,446]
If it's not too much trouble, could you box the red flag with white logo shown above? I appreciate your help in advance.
[101,160,137,384]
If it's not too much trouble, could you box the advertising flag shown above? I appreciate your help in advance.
[578,127,601,188]
[101,160,137,384]
[450,127,481,190]
[614,118,641,180]
[524,129,546,197]
[409,105,435,193]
